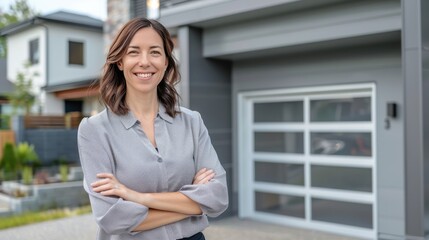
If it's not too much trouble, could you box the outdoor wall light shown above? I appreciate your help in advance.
[387,102,397,118]
[385,102,397,129]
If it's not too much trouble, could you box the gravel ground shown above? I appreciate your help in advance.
[0,214,364,240]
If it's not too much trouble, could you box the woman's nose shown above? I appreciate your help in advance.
[138,53,150,67]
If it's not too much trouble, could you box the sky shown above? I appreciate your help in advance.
[0,0,107,20]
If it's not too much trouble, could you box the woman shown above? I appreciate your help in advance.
[77,17,228,240]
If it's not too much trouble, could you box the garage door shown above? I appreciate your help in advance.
[238,84,376,239]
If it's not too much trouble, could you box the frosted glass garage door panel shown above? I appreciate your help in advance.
[312,198,373,229]
[254,101,303,122]
[255,191,305,219]
[254,132,304,153]
[311,132,372,156]
[310,97,371,122]
[255,162,304,186]
[311,165,372,192]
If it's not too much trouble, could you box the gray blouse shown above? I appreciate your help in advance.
[77,104,228,240]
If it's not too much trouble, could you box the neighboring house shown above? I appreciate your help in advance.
[0,11,104,116]
[0,58,14,116]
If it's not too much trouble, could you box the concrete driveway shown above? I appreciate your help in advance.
[0,214,364,240]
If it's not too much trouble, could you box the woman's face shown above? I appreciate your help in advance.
[117,27,168,97]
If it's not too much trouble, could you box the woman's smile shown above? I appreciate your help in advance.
[134,72,154,80]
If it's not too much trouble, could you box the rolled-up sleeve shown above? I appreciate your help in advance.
[78,118,148,235]
[179,112,229,217]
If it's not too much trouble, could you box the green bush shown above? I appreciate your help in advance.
[0,142,18,180]
[54,156,69,182]
[15,142,40,184]
[0,115,11,130]
[0,142,40,183]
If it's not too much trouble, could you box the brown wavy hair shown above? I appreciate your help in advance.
[99,18,180,117]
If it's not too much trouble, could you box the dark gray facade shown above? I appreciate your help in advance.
[158,0,429,238]
[402,0,429,237]
[178,26,233,217]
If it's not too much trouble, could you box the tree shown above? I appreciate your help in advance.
[0,0,38,57]
[7,62,38,115]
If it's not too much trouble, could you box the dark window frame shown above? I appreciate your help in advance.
[29,38,39,65]
[68,40,84,66]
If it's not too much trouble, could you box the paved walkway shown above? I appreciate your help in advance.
[0,213,364,240]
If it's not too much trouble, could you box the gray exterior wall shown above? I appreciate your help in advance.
[179,26,233,217]
[159,0,428,237]
[401,0,429,236]
[423,0,429,236]
[202,0,400,59]
[232,42,405,236]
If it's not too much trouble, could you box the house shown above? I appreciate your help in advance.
[153,0,427,239]
[0,11,104,116]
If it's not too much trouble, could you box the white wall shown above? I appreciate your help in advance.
[46,23,104,85]
[41,92,63,115]
[6,26,46,101]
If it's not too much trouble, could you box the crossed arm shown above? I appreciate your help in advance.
[90,168,215,231]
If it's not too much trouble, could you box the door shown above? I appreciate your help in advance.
[238,84,376,239]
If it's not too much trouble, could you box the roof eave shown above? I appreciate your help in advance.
[0,15,103,36]
[0,18,36,36]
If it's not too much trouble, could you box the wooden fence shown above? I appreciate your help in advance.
[0,113,83,160]
[24,112,83,129]
[0,130,15,160]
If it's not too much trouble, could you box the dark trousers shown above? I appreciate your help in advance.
[178,232,205,240]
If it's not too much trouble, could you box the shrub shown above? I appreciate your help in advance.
[0,115,11,130]
[0,142,18,180]
[15,142,40,184]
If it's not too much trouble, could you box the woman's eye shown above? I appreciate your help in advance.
[128,51,138,55]
[151,51,161,56]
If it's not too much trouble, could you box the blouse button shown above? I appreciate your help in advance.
[157,158,163,163]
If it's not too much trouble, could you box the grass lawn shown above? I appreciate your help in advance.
[0,205,92,230]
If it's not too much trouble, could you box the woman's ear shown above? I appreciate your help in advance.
[117,62,123,71]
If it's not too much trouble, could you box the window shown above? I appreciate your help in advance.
[68,41,84,65]
[29,38,39,65]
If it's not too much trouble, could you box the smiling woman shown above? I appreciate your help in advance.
[77,18,228,240]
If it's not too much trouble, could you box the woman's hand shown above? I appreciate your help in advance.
[91,173,137,201]
[193,168,215,184]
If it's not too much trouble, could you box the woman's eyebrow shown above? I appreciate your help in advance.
[128,45,162,50]
[150,45,162,49]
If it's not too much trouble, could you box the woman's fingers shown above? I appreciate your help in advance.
[92,182,117,193]
[91,173,122,196]
[90,178,111,187]
[193,168,215,184]
[96,173,114,179]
